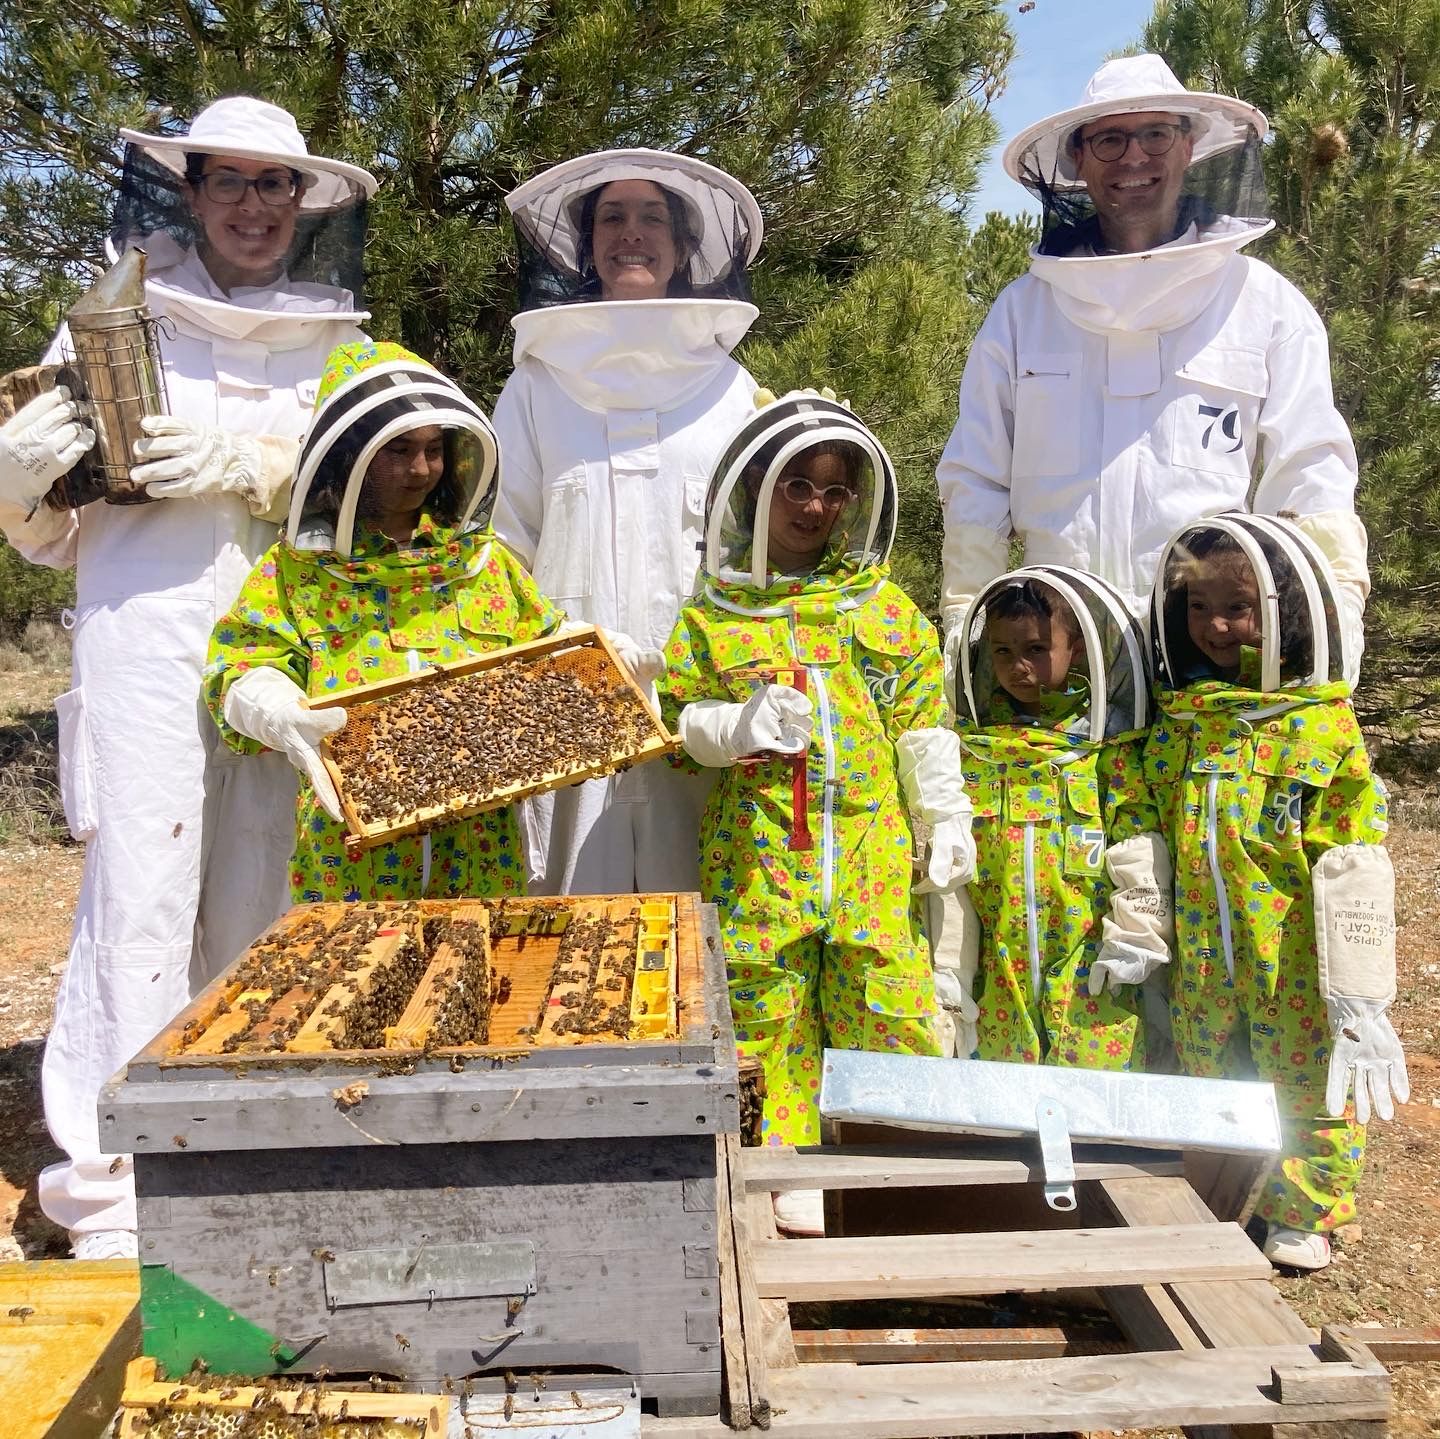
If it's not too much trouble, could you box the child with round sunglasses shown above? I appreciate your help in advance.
[659,392,970,1233]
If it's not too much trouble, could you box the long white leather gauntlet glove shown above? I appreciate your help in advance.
[134,415,299,518]
[1089,833,1175,995]
[0,386,94,515]
[678,685,813,768]
[223,668,348,823]
[1313,844,1408,1123]
[897,727,975,892]
[927,887,981,1057]
[603,628,666,689]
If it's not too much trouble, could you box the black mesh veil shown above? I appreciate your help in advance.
[1018,131,1270,257]
[508,149,762,311]
[110,144,369,298]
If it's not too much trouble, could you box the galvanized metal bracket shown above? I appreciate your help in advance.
[322,1240,536,1310]
[1034,1100,1076,1211]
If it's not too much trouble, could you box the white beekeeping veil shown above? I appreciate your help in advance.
[1151,511,1351,691]
[959,567,1149,740]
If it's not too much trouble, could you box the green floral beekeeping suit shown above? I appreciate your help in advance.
[966,713,1152,1070]
[660,564,945,1146]
[1144,677,1385,1233]
[205,516,562,901]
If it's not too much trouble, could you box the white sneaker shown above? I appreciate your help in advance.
[1262,1226,1331,1271]
[772,1189,825,1237]
[71,1229,138,1261]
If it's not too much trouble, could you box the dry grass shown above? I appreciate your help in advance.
[0,619,71,847]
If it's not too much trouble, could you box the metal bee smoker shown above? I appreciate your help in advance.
[0,246,167,511]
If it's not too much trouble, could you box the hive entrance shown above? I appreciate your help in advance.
[160,898,680,1064]
[314,627,677,850]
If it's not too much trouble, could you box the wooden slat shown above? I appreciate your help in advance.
[724,1133,772,1428]
[715,1136,752,1429]
[1326,1322,1440,1363]
[744,1187,797,1372]
[791,1326,1073,1364]
[1098,1176,1314,1349]
[644,1344,1390,1438]
[741,1143,1186,1193]
[752,1223,1270,1302]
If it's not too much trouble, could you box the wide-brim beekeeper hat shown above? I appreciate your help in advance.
[118,97,378,212]
[507,148,763,292]
[1002,54,1266,192]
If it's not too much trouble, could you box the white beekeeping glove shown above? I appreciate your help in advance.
[223,668,348,823]
[896,727,975,892]
[603,628,666,688]
[1313,843,1408,1124]
[678,685,813,767]
[1088,833,1175,995]
[133,415,299,516]
[0,386,94,516]
[927,887,981,1057]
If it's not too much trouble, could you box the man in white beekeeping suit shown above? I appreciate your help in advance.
[0,99,375,1260]
[936,55,1368,674]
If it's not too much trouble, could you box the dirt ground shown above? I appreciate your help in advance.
[1,643,1437,1431]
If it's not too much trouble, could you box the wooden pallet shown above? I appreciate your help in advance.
[649,1134,1392,1438]
[308,625,679,851]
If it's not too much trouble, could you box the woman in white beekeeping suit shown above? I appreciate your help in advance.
[492,150,764,895]
[0,98,375,1259]
[935,56,1368,680]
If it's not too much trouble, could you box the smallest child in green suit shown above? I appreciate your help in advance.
[949,567,1173,1071]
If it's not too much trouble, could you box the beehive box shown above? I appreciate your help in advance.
[101,895,737,1418]
[312,627,678,851]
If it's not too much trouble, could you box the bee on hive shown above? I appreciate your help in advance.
[204,342,567,904]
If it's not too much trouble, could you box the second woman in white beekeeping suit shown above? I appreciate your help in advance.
[492,149,764,894]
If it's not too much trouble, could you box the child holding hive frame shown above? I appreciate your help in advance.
[659,391,972,1235]
[1145,512,1407,1271]
[205,342,563,901]
[947,570,1172,1070]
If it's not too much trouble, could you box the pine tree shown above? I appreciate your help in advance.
[0,0,1016,621]
[1143,0,1440,683]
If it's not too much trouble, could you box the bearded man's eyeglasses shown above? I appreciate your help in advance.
[1077,120,1190,164]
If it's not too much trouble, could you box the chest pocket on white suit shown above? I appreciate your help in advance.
[1012,352,1082,477]
[1171,346,1266,482]
[532,466,592,602]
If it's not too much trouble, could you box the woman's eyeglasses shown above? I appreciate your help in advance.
[1078,120,1189,164]
[196,170,301,207]
[778,476,857,508]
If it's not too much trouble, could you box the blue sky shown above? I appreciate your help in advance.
[969,0,1161,219]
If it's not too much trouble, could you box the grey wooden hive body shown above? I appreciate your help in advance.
[100,895,739,1417]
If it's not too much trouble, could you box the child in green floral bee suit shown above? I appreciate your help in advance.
[1146,511,1408,1271]
[659,392,972,1233]
[948,568,1173,1071]
[205,341,563,902]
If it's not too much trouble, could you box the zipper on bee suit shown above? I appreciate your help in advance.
[1023,822,1041,997]
[1203,770,1235,982]
[785,610,837,916]
[406,646,432,895]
